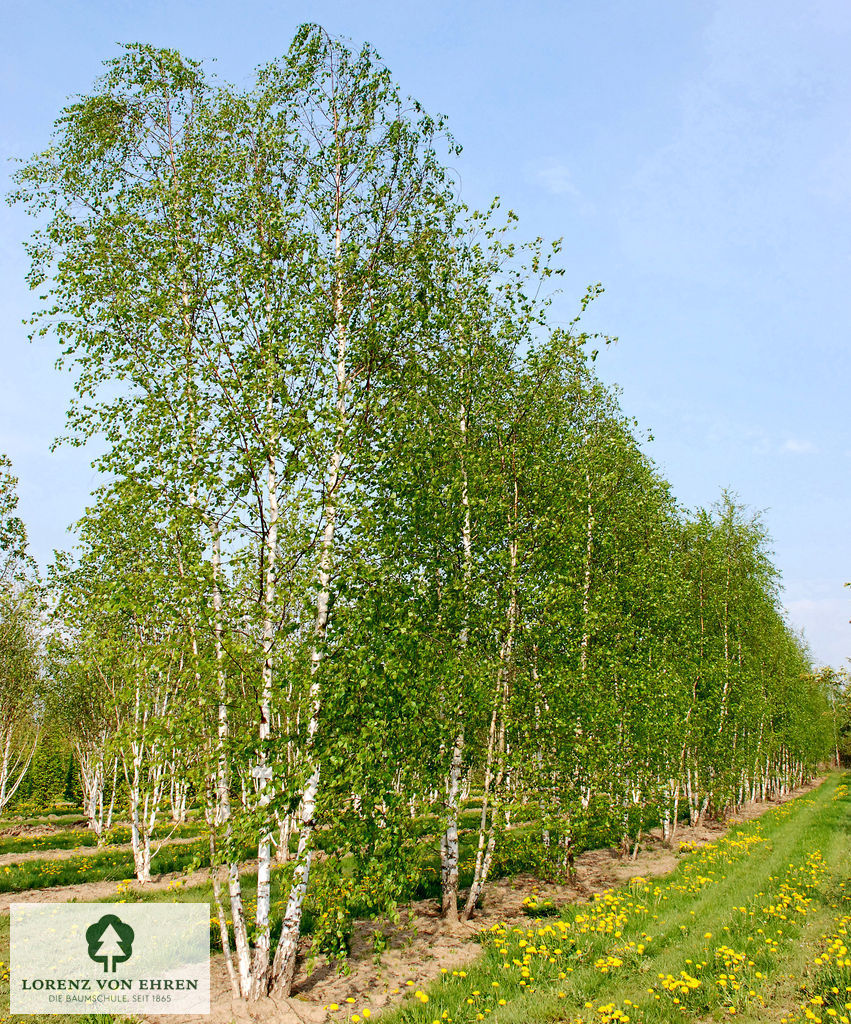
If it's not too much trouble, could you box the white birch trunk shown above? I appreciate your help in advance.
[271,173,348,994]
[0,722,39,813]
[77,742,117,845]
[441,344,474,924]
[580,462,594,684]
[463,483,517,921]
[248,449,279,998]
[209,528,251,998]
[441,730,464,921]
[117,660,172,884]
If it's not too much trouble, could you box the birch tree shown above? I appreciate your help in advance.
[0,455,41,813]
[48,630,119,842]
[52,490,189,879]
[13,25,457,998]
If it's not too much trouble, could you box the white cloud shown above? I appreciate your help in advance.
[781,438,818,454]
[524,157,593,209]
[536,160,581,196]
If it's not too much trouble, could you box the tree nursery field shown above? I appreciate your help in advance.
[1,22,850,1023]
[0,774,849,1024]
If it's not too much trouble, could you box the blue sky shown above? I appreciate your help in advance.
[2,0,849,665]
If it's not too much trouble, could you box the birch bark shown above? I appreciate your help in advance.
[271,130,348,992]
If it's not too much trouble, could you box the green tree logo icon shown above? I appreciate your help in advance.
[86,914,135,972]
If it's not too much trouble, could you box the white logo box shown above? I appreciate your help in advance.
[11,903,210,1015]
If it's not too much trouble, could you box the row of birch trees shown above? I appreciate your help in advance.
[0,457,42,814]
[9,26,837,1000]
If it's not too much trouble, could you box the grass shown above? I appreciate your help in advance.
[0,832,254,894]
[0,821,205,858]
[0,796,615,867]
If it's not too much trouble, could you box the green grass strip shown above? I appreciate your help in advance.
[375,772,850,1024]
[0,835,229,894]
[0,822,204,858]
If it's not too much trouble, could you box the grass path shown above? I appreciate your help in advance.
[375,771,851,1024]
[0,836,259,906]
[0,833,201,869]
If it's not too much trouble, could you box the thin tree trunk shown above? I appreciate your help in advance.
[463,468,518,921]
[0,724,39,813]
[441,730,464,922]
[248,448,280,997]
[580,462,594,684]
[209,527,248,996]
[271,151,348,993]
[439,328,475,924]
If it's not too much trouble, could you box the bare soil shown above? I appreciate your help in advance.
[3,778,823,1024]
[0,821,87,837]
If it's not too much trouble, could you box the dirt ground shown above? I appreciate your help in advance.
[1,778,823,1024]
[0,820,87,836]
